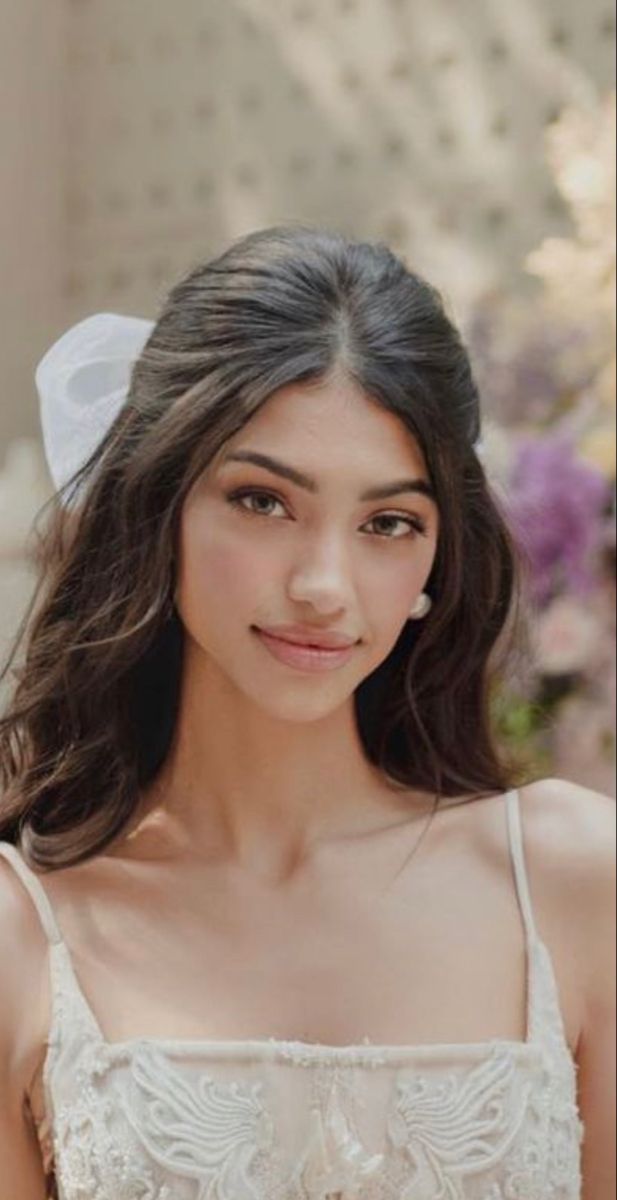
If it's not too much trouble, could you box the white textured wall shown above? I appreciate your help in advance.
[59,0,614,322]
[0,0,64,665]
[1,0,615,452]
[0,0,67,450]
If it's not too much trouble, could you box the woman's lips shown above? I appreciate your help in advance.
[252,628,359,672]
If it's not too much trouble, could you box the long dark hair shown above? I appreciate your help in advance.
[0,224,532,868]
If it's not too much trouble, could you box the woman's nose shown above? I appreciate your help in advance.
[286,534,356,614]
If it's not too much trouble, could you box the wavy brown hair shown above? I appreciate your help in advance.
[0,224,533,869]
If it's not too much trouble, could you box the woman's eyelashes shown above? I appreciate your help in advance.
[224,487,429,540]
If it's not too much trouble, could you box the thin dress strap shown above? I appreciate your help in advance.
[505,789,540,947]
[0,841,63,946]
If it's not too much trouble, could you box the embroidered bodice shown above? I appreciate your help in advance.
[0,789,584,1199]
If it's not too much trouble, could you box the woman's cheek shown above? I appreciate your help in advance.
[179,524,277,616]
[368,559,425,631]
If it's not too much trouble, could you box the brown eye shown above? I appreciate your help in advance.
[364,513,428,540]
[226,488,288,518]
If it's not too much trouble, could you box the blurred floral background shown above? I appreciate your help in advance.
[467,89,615,794]
[0,1,614,794]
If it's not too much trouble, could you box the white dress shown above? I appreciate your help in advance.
[0,788,584,1198]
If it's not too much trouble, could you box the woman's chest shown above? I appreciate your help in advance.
[41,825,577,1052]
[36,790,585,1057]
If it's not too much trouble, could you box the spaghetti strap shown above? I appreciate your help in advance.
[0,840,63,946]
[505,788,540,947]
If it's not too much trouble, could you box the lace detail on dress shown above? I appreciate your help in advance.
[49,1038,281,1200]
[122,1043,275,1193]
[294,1069,385,1197]
[527,939,585,1196]
[386,1043,532,1190]
[43,1031,583,1200]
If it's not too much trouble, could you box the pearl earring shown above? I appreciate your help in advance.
[409,592,432,620]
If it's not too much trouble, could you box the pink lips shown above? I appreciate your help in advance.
[257,625,358,649]
[253,626,360,672]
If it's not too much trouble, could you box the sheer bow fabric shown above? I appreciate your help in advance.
[35,313,154,493]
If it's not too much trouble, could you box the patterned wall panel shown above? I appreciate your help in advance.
[60,0,616,327]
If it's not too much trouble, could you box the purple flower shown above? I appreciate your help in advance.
[466,304,598,428]
[505,433,612,607]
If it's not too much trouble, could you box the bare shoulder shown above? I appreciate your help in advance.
[0,851,51,1099]
[0,848,50,998]
[520,782,617,1186]
[517,777,616,999]
[518,776,615,884]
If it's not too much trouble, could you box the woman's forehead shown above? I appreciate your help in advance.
[225,378,429,474]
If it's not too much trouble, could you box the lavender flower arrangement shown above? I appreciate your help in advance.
[467,91,616,791]
[506,432,612,609]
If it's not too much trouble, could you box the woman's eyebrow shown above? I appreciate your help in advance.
[222,450,437,503]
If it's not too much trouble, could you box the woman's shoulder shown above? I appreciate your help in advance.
[517,777,615,1002]
[0,846,52,1101]
[517,776,615,879]
[0,842,51,970]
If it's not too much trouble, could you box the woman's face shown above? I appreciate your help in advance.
[176,374,440,721]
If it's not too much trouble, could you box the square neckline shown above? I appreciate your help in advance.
[50,934,547,1066]
[0,788,565,1067]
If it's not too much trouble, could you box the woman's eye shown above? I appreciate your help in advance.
[365,514,428,540]
[225,489,428,540]
[227,489,287,519]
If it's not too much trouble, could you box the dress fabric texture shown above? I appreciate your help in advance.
[0,788,584,1199]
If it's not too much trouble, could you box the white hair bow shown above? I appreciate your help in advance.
[35,312,486,496]
[35,312,155,493]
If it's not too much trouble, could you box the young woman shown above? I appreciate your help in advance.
[0,226,613,1198]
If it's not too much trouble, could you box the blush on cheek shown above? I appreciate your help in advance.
[372,564,425,620]
[180,530,276,618]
